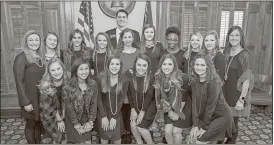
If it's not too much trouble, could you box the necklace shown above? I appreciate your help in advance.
[196,83,205,116]
[108,81,118,115]
[34,57,44,67]
[224,55,235,81]
[95,51,107,74]
[135,78,145,112]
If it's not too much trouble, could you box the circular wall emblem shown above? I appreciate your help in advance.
[98,1,136,18]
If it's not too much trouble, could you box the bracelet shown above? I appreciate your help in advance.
[238,99,244,104]
[56,119,63,123]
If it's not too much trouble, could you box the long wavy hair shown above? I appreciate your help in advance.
[21,30,42,64]
[223,25,251,59]
[201,30,220,59]
[117,28,135,52]
[66,58,93,92]
[190,53,222,84]
[154,54,184,90]
[38,57,69,95]
[100,54,124,93]
[67,29,89,53]
[140,24,158,54]
[132,54,151,93]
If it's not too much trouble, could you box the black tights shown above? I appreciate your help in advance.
[225,117,239,144]
[121,104,131,133]
[25,119,42,144]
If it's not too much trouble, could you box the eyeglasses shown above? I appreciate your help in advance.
[167,39,179,42]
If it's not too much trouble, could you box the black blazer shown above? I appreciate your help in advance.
[105,28,140,49]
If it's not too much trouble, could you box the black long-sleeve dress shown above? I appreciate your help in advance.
[90,50,108,75]
[191,78,233,141]
[126,71,157,129]
[163,49,187,72]
[212,51,226,81]
[96,73,129,141]
[142,42,164,74]
[13,52,45,120]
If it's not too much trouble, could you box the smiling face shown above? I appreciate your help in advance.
[136,58,148,76]
[116,11,128,28]
[72,33,83,47]
[27,34,40,51]
[204,34,216,51]
[46,34,58,49]
[194,58,207,77]
[122,31,134,46]
[109,58,121,75]
[190,35,200,51]
[161,58,174,75]
[144,27,155,41]
[77,63,90,81]
[229,29,241,47]
[167,33,179,50]
[97,34,107,49]
[49,62,63,80]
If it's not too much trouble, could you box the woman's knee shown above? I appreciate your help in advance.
[165,124,173,135]
[172,127,182,135]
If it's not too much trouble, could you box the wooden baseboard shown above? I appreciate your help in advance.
[1,107,21,118]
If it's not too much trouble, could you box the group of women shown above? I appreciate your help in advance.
[13,23,254,144]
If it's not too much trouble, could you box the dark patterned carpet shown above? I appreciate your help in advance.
[1,105,272,144]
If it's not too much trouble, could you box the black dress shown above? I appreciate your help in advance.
[163,49,186,72]
[91,50,107,75]
[191,79,233,141]
[13,52,45,120]
[96,74,128,141]
[143,42,164,74]
[127,71,157,129]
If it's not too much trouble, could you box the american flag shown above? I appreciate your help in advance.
[143,1,153,27]
[75,1,95,49]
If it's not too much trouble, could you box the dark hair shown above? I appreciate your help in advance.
[165,26,181,40]
[132,54,151,93]
[68,29,86,49]
[100,54,123,93]
[116,9,129,17]
[117,28,135,51]
[224,25,247,56]
[190,53,222,84]
[44,31,59,46]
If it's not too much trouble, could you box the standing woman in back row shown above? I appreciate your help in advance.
[222,26,254,144]
[63,29,93,72]
[13,30,45,144]
[183,32,203,75]
[91,32,114,75]
[140,24,164,74]
[202,30,226,81]
[117,28,141,143]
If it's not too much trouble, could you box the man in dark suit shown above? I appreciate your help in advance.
[106,9,140,50]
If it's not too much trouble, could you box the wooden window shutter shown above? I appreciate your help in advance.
[182,8,194,48]
[219,11,230,47]
[233,11,244,27]
[198,7,208,36]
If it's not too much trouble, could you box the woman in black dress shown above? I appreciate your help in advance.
[13,30,45,144]
[189,53,233,144]
[63,29,93,72]
[202,30,226,81]
[62,58,98,143]
[184,32,203,75]
[38,58,69,143]
[222,26,254,143]
[154,54,192,144]
[163,26,187,72]
[91,32,114,75]
[96,55,128,144]
[127,54,157,144]
[140,24,164,74]
[43,32,63,63]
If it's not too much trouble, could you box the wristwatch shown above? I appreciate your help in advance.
[239,97,245,103]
